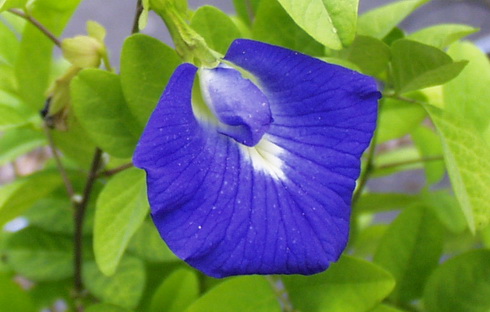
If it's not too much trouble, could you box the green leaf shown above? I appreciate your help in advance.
[0,170,61,227]
[127,220,178,263]
[232,0,261,25]
[425,105,490,231]
[443,41,490,143]
[0,273,35,312]
[149,268,199,312]
[15,0,82,109]
[190,6,241,55]
[0,92,36,129]
[340,35,390,76]
[0,127,45,165]
[373,145,422,177]
[4,227,73,281]
[51,114,97,168]
[391,40,468,93]
[0,20,20,65]
[424,250,490,312]
[358,0,428,39]
[350,224,388,258]
[356,193,418,213]
[377,97,426,143]
[0,64,19,96]
[407,24,478,49]
[252,0,323,55]
[71,69,139,158]
[0,0,28,11]
[423,190,466,233]
[274,0,358,49]
[94,168,148,276]
[374,205,444,302]
[83,257,146,310]
[185,276,280,312]
[28,280,73,311]
[283,256,395,312]
[25,197,94,235]
[481,225,490,249]
[382,27,405,46]
[86,303,131,312]
[120,34,180,131]
[369,304,406,312]
[411,125,445,184]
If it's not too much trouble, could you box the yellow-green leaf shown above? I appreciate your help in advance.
[425,104,490,231]
[94,168,148,276]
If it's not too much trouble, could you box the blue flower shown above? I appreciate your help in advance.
[133,39,380,278]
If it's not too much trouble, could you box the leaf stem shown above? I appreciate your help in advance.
[352,131,378,206]
[376,155,443,170]
[384,93,429,106]
[44,126,76,201]
[244,0,255,23]
[73,148,103,294]
[8,8,61,47]
[98,162,134,177]
[266,276,296,312]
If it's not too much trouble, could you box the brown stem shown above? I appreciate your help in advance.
[266,276,296,312]
[44,126,76,200]
[74,148,103,293]
[131,0,143,34]
[8,8,61,47]
[98,162,134,177]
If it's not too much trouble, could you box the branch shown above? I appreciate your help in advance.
[266,276,296,312]
[98,162,134,177]
[384,93,429,106]
[375,155,443,170]
[74,148,103,294]
[44,126,76,200]
[352,132,377,206]
[8,8,61,47]
[131,0,143,34]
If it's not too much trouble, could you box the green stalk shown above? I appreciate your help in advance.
[149,0,220,66]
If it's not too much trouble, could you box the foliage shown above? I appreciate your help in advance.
[0,0,489,311]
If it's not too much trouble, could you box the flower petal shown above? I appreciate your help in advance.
[200,64,272,146]
[134,40,380,278]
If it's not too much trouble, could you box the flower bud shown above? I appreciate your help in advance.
[62,35,104,68]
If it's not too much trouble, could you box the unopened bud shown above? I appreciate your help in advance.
[62,36,104,68]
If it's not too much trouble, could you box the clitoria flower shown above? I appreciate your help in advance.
[133,39,380,278]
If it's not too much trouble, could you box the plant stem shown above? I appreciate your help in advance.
[352,131,378,206]
[244,0,255,23]
[44,126,77,200]
[384,93,429,106]
[131,0,143,34]
[8,8,61,47]
[376,155,443,170]
[266,276,296,312]
[98,162,134,177]
[73,148,103,293]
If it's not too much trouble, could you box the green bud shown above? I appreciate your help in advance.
[62,35,104,68]
[45,66,81,130]
[149,0,219,67]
